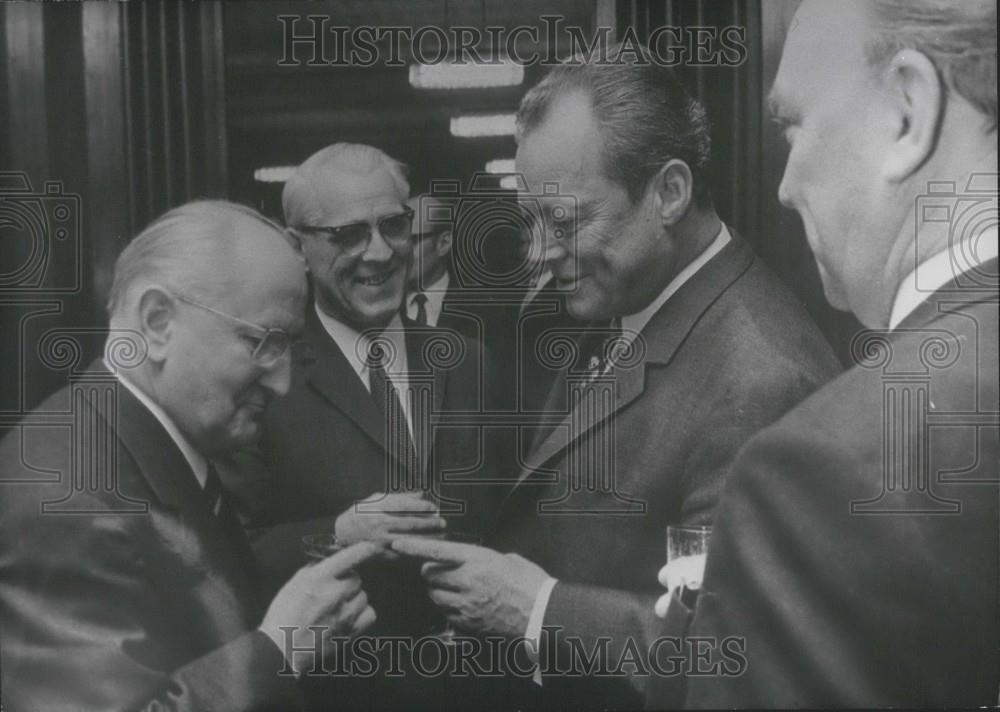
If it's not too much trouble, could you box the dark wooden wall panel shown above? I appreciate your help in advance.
[0,1,227,412]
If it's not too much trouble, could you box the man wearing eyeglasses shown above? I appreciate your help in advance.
[238,144,493,705]
[0,200,381,711]
[404,193,487,344]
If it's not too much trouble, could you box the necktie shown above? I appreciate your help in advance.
[202,461,225,517]
[411,292,428,326]
[203,461,260,586]
[368,340,419,489]
[579,318,623,379]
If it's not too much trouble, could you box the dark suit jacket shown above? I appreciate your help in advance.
[244,309,497,611]
[648,261,999,709]
[0,364,299,712]
[490,235,841,709]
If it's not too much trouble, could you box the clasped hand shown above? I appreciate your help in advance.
[392,537,550,638]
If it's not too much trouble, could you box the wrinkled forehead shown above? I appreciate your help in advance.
[304,165,407,226]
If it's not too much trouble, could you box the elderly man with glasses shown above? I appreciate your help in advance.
[0,200,382,711]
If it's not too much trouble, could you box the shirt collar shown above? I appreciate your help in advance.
[889,226,998,330]
[104,359,209,488]
[520,268,554,314]
[314,302,408,389]
[621,223,732,337]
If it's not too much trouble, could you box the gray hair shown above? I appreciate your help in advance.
[106,200,293,318]
[866,0,997,132]
[282,143,410,228]
[516,44,713,207]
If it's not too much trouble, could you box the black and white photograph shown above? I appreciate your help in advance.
[0,1,996,709]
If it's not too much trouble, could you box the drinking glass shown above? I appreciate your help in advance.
[302,533,343,561]
[664,525,712,593]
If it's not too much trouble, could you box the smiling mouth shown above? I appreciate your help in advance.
[357,270,396,287]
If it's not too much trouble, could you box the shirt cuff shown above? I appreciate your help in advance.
[524,576,558,686]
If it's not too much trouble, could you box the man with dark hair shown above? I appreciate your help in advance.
[648,1,998,707]
[0,200,379,711]
[394,48,841,708]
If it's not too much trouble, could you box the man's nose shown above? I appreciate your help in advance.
[258,351,293,397]
[777,170,794,209]
[361,226,396,262]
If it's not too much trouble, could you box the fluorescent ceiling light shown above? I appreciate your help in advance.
[409,61,524,89]
[450,113,516,137]
[253,166,297,183]
[485,159,516,174]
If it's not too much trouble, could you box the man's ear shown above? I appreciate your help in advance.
[653,159,694,227]
[436,230,453,258]
[136,286,176,362]
[286,228,310,272]
[880,49,943,182]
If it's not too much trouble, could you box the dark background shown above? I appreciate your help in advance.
[0,0,860,415]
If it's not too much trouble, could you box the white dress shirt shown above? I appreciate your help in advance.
[523,223,733,681]
[104,359,208,487]
[889,227,998,330]
[314,303,414,439]
[407,271,450,327]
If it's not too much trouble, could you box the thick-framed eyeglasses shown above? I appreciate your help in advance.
[295,207,414,252]
[171,293,292,367]
[411,227,451,245]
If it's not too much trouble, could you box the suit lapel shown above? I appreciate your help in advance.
[82,364,260,623]
[516,361,646,485]
[404,321,449,416]
[300,310,388,453]
[404,320,449,474]
[510,233,756,491]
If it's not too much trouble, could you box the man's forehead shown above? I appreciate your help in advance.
[779,1,871,81]
[307,168,406,223]
[515,90,603,191]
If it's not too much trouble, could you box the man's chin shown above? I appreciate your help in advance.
[224,417,264,449]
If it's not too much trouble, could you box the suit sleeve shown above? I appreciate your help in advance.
[0,504,302,712]
[676,410,999,708]
[540,345,839,703]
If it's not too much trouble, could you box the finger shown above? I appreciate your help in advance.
[323,573,362,598]
[336,589,369,623]
[654,593,671,619]
[315,541,383,577]
[420,562,464,590]
[384,515,446,532]
[391,536,478,563]
[362,492,438,514]
[426,587,464,613]
[385,493,438,514]
[353,605,377,633]
[657,564,671,588]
